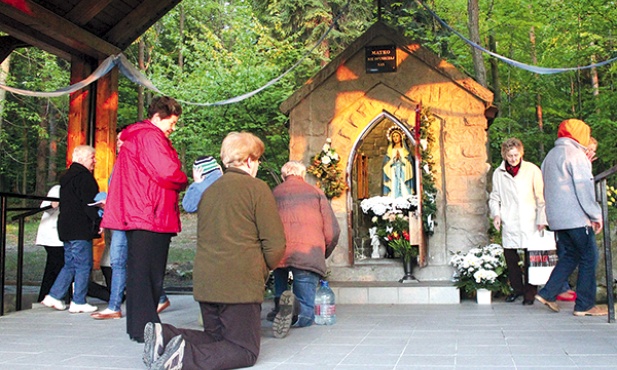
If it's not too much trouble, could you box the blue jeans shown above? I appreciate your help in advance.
[49,240,93,304]
[538,227,598,311]
[108,230,128,312]
[556,242,574,294]
[273,267,320,327]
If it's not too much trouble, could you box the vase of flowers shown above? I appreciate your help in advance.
[307,138,347,199]
[360,196,418,260]
[449,244,509,301]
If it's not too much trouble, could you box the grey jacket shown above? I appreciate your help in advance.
[541,137,601,230]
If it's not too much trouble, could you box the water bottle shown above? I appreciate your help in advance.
[314,280,336,325]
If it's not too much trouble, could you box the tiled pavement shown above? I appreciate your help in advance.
[1,294,616,369]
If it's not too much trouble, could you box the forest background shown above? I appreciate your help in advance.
[1,0,616,197]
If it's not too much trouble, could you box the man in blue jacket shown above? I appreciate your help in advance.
[535,119,606,317]
[181,156,223,213]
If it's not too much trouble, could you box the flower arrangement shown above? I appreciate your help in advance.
[419,109,437,236]
[307,138,347,199]
[361,196,419,260]
[449,244,509,295]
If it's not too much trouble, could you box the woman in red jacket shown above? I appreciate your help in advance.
[102,96,187,342]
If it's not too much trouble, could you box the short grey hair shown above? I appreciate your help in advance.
[281,161,306,180]
[72,145,95,163]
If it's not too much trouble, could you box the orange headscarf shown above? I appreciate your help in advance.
[557,119,590,147]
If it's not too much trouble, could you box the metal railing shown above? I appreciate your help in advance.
[0,192,58,316]
[594,165,617,323]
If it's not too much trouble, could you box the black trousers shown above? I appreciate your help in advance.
[87,266,112,302]
[38,246,65,302]
[504,248,537,301]
[125,230,171,341]
[161,302,261,370]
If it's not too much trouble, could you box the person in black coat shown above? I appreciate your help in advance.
[41,145,102,314]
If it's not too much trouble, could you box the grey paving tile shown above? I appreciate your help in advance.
[2,296,617,369]
[455,354,514,367]
[397,354,456,366]
[402,343,457,355]
[283,351,348,366]
[340,353,400,366]
[512,354,577,367]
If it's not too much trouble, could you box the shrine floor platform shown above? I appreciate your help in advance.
[0,293,616,369]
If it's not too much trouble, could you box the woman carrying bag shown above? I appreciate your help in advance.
[489,138,548,305]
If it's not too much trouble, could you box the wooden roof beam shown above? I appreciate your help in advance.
[0,1,120,59]
[0,19,72,60]
[104,0,182,49]
[66,0,114,25]
[0,35,29,63]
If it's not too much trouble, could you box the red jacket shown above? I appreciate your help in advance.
[272,176,340,276]
[101,120,187,233]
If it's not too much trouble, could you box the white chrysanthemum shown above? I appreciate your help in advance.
[321,155,331,165]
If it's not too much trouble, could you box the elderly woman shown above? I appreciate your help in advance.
[489,138,547,305]
[142,132,286,370]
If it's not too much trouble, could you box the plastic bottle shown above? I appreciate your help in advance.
[314,280,336,325]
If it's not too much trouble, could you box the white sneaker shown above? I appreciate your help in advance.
[41,295,67,311]
[69,302,98,313]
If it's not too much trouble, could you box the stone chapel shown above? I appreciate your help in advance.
[280,22,496,302]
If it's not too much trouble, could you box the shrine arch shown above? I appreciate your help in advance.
[344,110,422,265]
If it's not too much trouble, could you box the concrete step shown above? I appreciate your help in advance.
[328,281,460,304]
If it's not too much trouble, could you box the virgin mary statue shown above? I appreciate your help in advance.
[382,126,415,197]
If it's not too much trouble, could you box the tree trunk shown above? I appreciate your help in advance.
[467,0,487,87]
[138,39,146,121]
[21,119,28,199]
[178,5,185,70]
[487,0,500,106]
[0,55,10,190]
[529,24,544,157]
[590,44,600,97]
[48,103,58,183]
[36,101,49,196]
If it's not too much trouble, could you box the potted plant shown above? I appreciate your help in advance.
[449,244,509,303]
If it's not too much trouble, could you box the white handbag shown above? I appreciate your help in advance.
[526,230,557,285]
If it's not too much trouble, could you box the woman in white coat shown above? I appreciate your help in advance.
[36,184,64,302]
[489,138,547,305]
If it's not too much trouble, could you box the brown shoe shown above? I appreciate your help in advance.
[573,306,608,316]
[535,295,560,312]
[91,310,122,320]
[157,299,171,314]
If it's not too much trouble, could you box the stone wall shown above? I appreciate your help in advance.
[287,34,493,282]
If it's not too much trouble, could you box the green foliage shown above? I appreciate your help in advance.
[3,0,617,198]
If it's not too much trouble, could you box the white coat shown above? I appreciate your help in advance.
[489,160,547,249]
[35,185,63,247]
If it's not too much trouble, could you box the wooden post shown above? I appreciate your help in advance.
[67,57,91,168]
[67,57,118,269]
[91,60,118,269]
